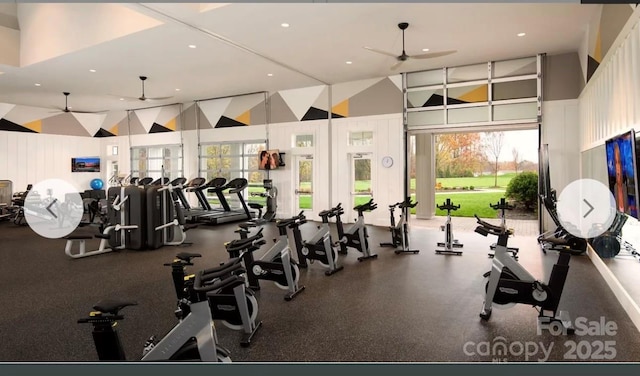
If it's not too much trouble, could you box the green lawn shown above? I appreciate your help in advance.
[433,191,507,218]
[435,173,516,189]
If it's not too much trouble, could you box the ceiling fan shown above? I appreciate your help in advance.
[50,92,106,114]
[121,76,173,102]
[364,22,457,70]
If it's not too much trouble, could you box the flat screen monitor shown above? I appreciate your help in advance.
[605,129,639,219]
[72,157,101,173]
[258,149,281,170]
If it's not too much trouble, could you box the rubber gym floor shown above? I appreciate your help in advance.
[1,219,639,362]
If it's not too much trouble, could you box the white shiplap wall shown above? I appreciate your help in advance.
[331,114,404,227]
[0,132,102,192]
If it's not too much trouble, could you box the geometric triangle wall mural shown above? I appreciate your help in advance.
[215,116,246,128]
[0,118,37,133]
[149,122,173,133]
[94,128,116,137]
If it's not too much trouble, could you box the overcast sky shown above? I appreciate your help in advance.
[488,129,539,162]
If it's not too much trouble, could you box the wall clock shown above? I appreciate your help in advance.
[382,156,394,168]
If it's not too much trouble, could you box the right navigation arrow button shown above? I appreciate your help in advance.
[583,199,594,218]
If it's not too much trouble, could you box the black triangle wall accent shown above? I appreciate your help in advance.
[0,118,37,133]
[215,116,246,128]
[423,94,444,107]
[149,122,172,133]
[422,94,467,107]
[587,55,600,83]
[94,128,116,138]
[331,113,344,119]
[301,107,329,121]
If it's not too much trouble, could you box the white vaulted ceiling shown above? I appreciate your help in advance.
[0,3,598,113]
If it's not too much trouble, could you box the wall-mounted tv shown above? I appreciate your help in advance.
[605,129,639,219]
[258,149,282,170]
[72,157,101,173]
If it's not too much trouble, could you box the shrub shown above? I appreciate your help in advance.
[462,186,468,190]
[506,172,538,210]
[470,185,475,191]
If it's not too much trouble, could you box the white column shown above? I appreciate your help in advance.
[415,133,435,219]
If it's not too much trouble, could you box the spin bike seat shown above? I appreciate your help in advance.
[93,299,138,315]
[175,252,202,262]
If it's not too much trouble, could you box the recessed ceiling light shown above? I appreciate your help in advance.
[267,73,273,77]
[89,69,96,73]
[119,98,125,101]
[34,83,41,86]
[346,61,353,65]
[422,48,430,52]
[188,44,197,49]
[281,23,290,28]
[517,32,526,37]
[175,88,181,91]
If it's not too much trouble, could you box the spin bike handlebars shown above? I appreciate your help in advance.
[437,198,459,212]
[354,199,377,213]
[490,198,514,211]
[387,198,418,213]
[226,228,265,252]
[276,211,307,228]
[474,215,513,237]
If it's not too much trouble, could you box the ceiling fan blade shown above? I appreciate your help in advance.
[411,50,457,60]
[390,60,404,71]
[142,96,174,102]
[363,46,399,58]
[70,109,109,114]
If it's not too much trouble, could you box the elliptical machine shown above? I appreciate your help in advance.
[435,198,463,256]
[334,199,378,262]
[249,179,277,221]
[380,197,419,254]
[487,198,519,260]
[297,208,345,275]
[474,216,575,334]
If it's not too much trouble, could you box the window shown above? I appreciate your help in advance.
[199,140,267,204]
[294,134,314,147]
[131,145,182,181]
[349,131,373,146]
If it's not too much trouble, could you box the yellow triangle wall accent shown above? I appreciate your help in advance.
[458,85,488,103]
[165,118,176,131]
[236,111,250,125]
[109,124,119,135]
[332,99,349,117]
[23,120,41,133]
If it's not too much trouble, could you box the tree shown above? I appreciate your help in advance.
[435,133,486,178]
[512,147,520,174]
[484,131,505,187]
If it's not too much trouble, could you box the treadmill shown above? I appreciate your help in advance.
[195,177,254,224]
[177,177,209,220]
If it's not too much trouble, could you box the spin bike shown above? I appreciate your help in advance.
[334,199,378,262]
[77,259,242,361]
[435,198,463,256]
[487,198,519,260]
[297,208,344,275]
[165,251,263,347]
[227,214,306,301]
[474,216,575,333]
[380,197,419,254]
